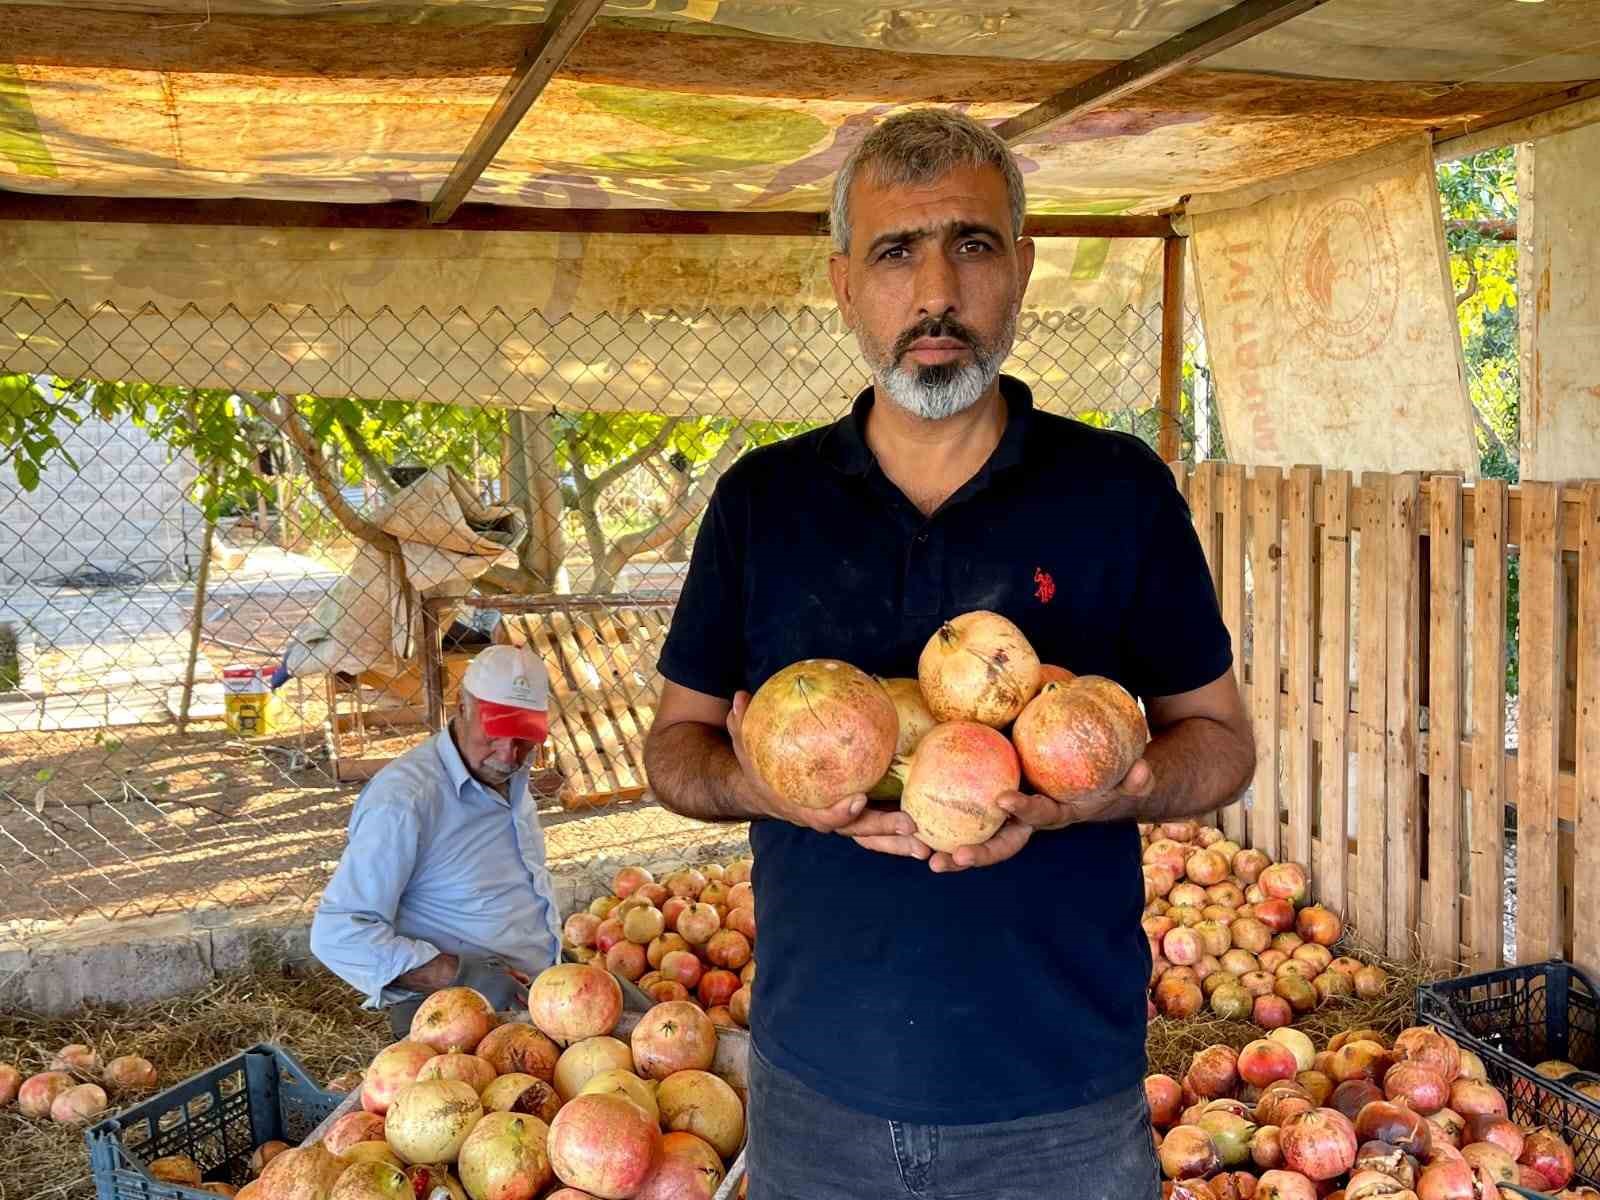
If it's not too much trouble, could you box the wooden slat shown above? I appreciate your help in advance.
[1284,465,1318,868]
[570,609,649,780]
[1318,469,1353,916]
[1190,460,1222,596]
[613,606,670,735]
[547,612,629,796]
[1218,463,1249,843]
[525,615,607,798]
[555,611,642,791]
[1517,481,1567,963]
[1468,479,1509,970]
[1356,472,1391,952]
[1385,472,1422,959]
[1250,465,1284,858]
[1574,483,1600,978]
[1426,475,1465,966]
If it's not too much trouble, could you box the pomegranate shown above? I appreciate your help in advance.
[1253,995,1293,1029]
[1158,980,1205,1019]
[917,610,1041,727]
[198,1186,239,1198]
[1315,971,1355,1005]
[1159,1125,1221,1179]
[1461,1142,1518,1186]
[1393,1029,1462,1084]
[402,1165,468,1200]
[410,988,497,1055]
[554,1037,634,1101]
[247,1143,288,1177]
[612,865,653,898]
[634,1155,721,1200]
[1415,1158,1486,1199]
[632,1002,718,1080]
[1346,1166,1418,1198]
[1189,1046,1241,1098]
[1298,1071,1335,1106]
[1280,1107,1359,1180]
[698,970,741,1009]
[549,1093,661,1199]
[1252,1125,1285,1170]
[657,1070,744,1159]
[1232,849,1271,884]
[324,1111,388,1156]
[676,903,722,947]
[1255,900,1296,934]
[528,965,623,1046]
[0,1063,19,1107]
[902,720,1021,851]
[1222,948,1262,976]
[638,882,671,908]
[743,660,897,806]
[729,987,751,1026]
[18,1071,75,1118]
[1165,927,1204,967]
[1463,1116,1522,1160]
[1427,1109,1467,1151]
[648,933,691,969]
[649,981,692,1005]
[1455,1051,1487,1082]
[105,1055,159,1092]
[704,930,752,970]
[258,1144,349,1199]
[1259,863,1309,904]
[1195,921,1233,958]
[623,907,667,946]
[417,1052,496,1095]
[594,919,626,956]
[475,1025,559,1082]
[1187,849,1231,886]
[1256,1082,1313,1126]
[872,678,935,797]
[605,941,648,982]
[1239,971,1276,998]
[1147,1075,1185,1127]
[1356,1100,1432,1158]
[456,1112,552,1200]
[1199,1110,1258,1168]
[665,869,707,900]
[661,897,690,932]
[385,1078,483,1164]
[1332,1081,1384,1122]
[1255,1170,1319,1200]
[328,1160,412,1200]
[1294,906,1342,946]
[1240,1041,1301,1088]
[725,908,757,944]
[151,1155,205,1185]
[1519,1127,1576,1190]
[1330,1041,1391,1085]
[51,1083,108,1123]
[53,1044,99,1073]
[1012,674,1148,797]
[1386,1064,1450,1114]
[578,1068,660,1125]
[589,895,620,919]
[660,950,705,990]
[1269,1029,1316,1073]
[362,1041,437,1115]
[1355,965,1390,998]
[1145,839,1189,876]
[707,1006,737,1029]
[481,1073,561,1123]
[1447,1079,1506,1120]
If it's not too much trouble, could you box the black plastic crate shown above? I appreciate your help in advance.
[1417,959,1600,1187]
[85,1044,341,1200]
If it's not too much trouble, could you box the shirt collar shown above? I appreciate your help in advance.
[435,725,525,807]
[817,373,1035,479]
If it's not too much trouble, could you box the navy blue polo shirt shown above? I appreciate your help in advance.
[657,375,1232,1124]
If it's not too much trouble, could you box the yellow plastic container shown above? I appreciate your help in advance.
[222,665,277,736]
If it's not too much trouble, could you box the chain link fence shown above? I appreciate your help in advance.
[0,297,1214,953]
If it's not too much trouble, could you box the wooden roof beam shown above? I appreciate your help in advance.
[0,194,1175,238]
[428,0,607,225]
[994,0,1331,146]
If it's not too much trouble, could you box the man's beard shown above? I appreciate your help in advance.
[477,754,522,784]
[857,312,1015,421]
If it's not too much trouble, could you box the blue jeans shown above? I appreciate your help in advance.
[746,1041,1161,1199]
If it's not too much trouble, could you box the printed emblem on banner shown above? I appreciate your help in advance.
[1283,196,1400,361]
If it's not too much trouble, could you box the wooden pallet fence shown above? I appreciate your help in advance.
[1178,464,1597,970]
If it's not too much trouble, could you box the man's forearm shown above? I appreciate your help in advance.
[393,952,457,992]
[1108,716,1255,824]
[644,722,767,823]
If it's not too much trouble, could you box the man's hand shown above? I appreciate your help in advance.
[927,758,1155,874]
[727,691,928,862]
[394,952,459,992]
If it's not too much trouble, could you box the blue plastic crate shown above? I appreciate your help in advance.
[1417,959,1600,1187]
[85,1044,341,1200]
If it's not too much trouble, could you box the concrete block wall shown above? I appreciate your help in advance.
[0,412,202,585]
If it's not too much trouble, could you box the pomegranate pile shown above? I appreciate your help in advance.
[168,968,746,1200]
[742,609,1150,852]
[1150,1023,1594,1198]
[565,858,756,1027]
[1,1043,158,1125]
[1141,822,1388,1030]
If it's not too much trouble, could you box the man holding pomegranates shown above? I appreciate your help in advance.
[312,645,563,1035]
[645,109,1256,1198]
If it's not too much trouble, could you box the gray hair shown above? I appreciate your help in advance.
[829,109,1028,254]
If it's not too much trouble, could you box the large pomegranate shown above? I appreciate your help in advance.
[901,721,1021,852]
[631,1002,718,1081]
[548,1093,661,1200]
[741,660,897,808]
[328,1161,412,1200]
[384,1079,483,1164]
[634,1155,721,1200]
[656,1071,745,1160]
[51,1083,108,1123]
[917,611,1041,727]
[579,1069,660,1125]
[527,965,623,1046]
[105,1055,159,1092]
[362,1042,436,1115]
[480,1074,561,1123]
[1280,1107,1359,1180]
[456,1112,553,1200]
[475,1025,560,1082]
[410,988,497,1055]
[553,1037,634,1101]
[257,1144,350,1200]
[17,1071,74,1118]
[323,1111,388,1157]
[1012,675,1149,798]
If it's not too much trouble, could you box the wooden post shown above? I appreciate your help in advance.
[1219,463,1248,843]
[1158,237,1186,464]
[1574,482,1600,977]
[422,599,448,732]
[1250,466,1284,859]
[1426,475,1465,966]
[177,503,218,734]
[1385,472,1422,960]
[1319,470,1353,917]
[505,409,566,589]
[1284,465,1318,869]
[1356,472,1391,951]
[1468,479,1509,969]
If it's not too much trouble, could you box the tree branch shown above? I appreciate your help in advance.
[1472,403,1517,470]
[335,413,399,498]
[244,394,398,551]
[1454,253,1481,309]
[1446,217,1516,243]
[599,427,747,582]
[585,416,683,499]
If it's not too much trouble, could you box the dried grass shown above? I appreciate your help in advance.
[0,968,388,1200]
[1144,951,1449,1080]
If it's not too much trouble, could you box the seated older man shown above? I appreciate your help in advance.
[312,643,563,1033]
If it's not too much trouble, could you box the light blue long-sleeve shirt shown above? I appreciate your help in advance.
[310,727,562,1007]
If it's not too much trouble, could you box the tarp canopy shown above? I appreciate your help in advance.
[5,0,1599,213]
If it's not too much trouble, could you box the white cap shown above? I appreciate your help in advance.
[461,644,549,712]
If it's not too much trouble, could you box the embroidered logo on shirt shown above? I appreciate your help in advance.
[1034,567,1056,605]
